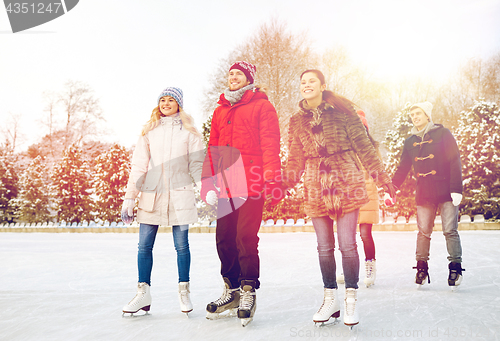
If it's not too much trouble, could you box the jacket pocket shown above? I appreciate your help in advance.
[138,192,156,212]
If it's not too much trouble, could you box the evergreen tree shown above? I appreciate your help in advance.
[455,101,500,219]
[384,103,417,221]
[51,144,93,223]
[92,144,131,222]
[0,149,19,223]
[15,155,51,223]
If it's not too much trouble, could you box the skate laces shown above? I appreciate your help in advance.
[179,287,190,305]
[239,287,255,310]
[317,289,336,313]
[213,287,237,306]
[365,261,374,278]
[128,283,148,307]
[345,290,357,316]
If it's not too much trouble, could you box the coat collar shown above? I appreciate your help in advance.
[298,99,333,116]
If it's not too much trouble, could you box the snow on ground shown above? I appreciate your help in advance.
[1,231,499,341]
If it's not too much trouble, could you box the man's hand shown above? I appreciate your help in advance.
[451,193,462,206]
[264,181,286,206]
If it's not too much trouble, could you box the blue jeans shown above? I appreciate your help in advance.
[312,209,360,289]
[137,223,191,285]
[416,201,462,263]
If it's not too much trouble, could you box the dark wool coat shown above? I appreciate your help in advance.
[283,100,391,219]
[392,124,462,205]
[203,89,281,199]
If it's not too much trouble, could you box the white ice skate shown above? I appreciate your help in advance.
[206,277,240,320]
[238,280,256,327]
[343,288,359,329]
[364,260,376,288]
[313,288,340,327]
[178,282,193,315]
[122,282,151,317]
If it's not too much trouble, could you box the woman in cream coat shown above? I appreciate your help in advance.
[121,87,204,316]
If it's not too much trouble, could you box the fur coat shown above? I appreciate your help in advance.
[283,100,391,219]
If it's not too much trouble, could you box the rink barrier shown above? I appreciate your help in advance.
[0,215,499,233]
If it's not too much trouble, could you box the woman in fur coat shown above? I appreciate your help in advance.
[121,87,204,317]
[283,70,395,327]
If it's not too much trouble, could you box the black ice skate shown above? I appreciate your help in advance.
[206,277,240,320]
[413,261,430,286]
[237,280,256,327]
[448,262,465,291]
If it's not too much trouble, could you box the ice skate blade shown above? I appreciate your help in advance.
[206,308,237,320]
[314,318,339,327]
[241,317,253,327]
[122,311,150,318]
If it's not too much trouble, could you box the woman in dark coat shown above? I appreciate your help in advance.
[283,69,395,327]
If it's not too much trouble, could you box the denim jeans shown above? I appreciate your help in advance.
[416,201,462,263]
[137,223,191,285]
[359,223,375,260]
[312,209,360,289]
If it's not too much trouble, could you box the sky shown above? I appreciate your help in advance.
[1,0,500,152]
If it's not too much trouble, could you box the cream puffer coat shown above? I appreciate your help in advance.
[358,169,380,224]
[125,115,204,226]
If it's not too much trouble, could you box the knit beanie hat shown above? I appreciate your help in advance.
[158,87,183,108]
[410,101,433,121]
[229,61,256,84]
[357,110,369,131]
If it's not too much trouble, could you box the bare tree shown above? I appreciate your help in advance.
[57,80,104,148]
[1,113,25,153]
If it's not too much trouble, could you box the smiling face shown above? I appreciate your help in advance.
[410,107,430,131]
[228,69,250,91]
[158,96,179,116]
[300,71,326,104]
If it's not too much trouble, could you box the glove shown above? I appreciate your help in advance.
[206,190,218,205]
[263,181,286,206]
[451,193,462,206]
[201,178,219,205]
[382,183,397,202]
[121,199,135,224]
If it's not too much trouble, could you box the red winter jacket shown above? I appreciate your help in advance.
[202,89,281,199]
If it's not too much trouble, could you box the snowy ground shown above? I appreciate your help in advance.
[1,231,499,341]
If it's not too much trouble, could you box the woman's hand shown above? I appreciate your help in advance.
[205,190,218,205]
[121,199,135,224]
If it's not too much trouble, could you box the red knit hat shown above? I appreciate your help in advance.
[229,61,256,84]
[357,110,369,131]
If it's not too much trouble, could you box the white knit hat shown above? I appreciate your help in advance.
[410,101,433,121]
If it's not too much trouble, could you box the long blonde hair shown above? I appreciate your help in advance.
[141,105,200,136]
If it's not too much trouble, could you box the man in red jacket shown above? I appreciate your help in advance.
[201,61,282,326]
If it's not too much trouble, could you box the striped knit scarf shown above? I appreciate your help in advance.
[223,84,255,106]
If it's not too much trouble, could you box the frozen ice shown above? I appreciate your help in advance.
[1,231,499,340]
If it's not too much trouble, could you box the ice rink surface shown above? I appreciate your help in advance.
[1,230,499,341]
